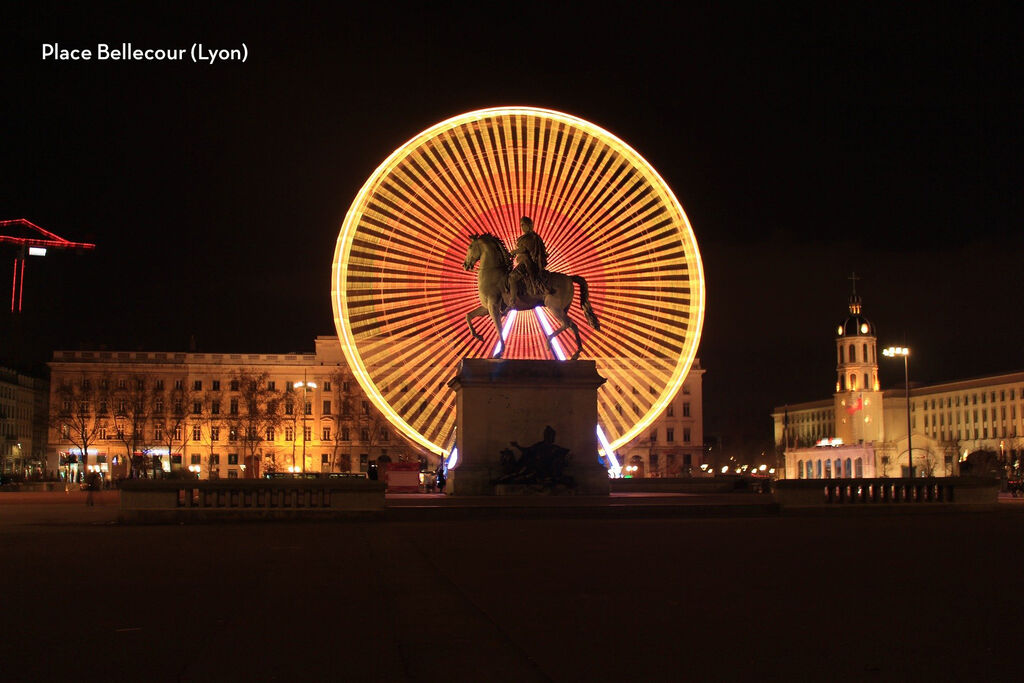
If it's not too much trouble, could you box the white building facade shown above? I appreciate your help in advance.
[48,337,425,481]
[618,359,705,477]
[1,367,49,477]
[772,292,1024,479]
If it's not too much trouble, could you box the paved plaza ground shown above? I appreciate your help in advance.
[2,491,1023,682]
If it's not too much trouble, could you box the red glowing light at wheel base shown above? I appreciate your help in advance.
[333,107,704,457]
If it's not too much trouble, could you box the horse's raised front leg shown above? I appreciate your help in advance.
[466,305,488,342]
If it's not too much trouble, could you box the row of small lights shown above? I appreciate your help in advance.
[700,463,775,475]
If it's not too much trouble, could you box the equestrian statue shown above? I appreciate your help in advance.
[462,216,599,360]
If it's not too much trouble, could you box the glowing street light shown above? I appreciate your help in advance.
[882,346,913,478]
[294,374,317,474]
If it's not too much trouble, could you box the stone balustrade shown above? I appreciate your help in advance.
[119,478,385,522]
[774,477,999,508]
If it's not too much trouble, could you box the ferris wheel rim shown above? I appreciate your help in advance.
[332,106,705,459]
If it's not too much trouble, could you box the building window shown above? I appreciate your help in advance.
[666,428,674,442]
[683,428,691,442]
[839,346,845,363]
[193,380,202,391]
[360,428,370,442]
[303,426,312,441]
[192,401,202,415]
[285,427,294,441]
[322,400,332,415]
[173,426,182,441]
[666,403,674,417]
[192,425,202,441]
[285,402,294,415]
[154,379,164,390]
[174,379,184,390]
[323,381,332,391]
[322,427,331,441]
[211,401,220,415]
[229,428,238,442]
[362,401,370,415]
[304,401,312,415]
[154,426,163,441]
[228,453,238,465]
[862,343,867,362]
[211,380,220,391]
[154,398,164,413]
[342,427,350,441]
[267,381,276,391]
[191,454,201,465]
[211,426,220,441]
[230,380,239,391]
[650,429,657,442]
[380,428,389,441]
[266,427,275,440]
[683,402,690,417]
[230,399,239,415]
[848,344,855,363]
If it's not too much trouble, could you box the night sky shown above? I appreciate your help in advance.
[3,4,1020,454]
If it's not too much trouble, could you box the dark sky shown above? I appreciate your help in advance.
[3,3,1020,452]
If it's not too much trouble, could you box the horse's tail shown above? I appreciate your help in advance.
[570,275,600,331]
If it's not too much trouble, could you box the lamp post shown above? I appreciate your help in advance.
[293,374,317,474]
[883,346,912,478]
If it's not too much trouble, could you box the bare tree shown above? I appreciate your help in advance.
[110,374,152,479]
[195,383,225,477]
[226,370,281,478]
[49,373,105,481]
[151,377,192,478]
[326,369,356,472]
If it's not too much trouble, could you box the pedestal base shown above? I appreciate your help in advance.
[447,359,610,496]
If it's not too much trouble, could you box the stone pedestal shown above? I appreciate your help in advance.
[446,359,610,495]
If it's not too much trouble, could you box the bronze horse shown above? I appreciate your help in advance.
[462,233,599,359]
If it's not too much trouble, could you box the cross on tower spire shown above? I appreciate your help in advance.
[848,272,860,296]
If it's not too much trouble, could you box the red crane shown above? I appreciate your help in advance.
[0,219,96,313]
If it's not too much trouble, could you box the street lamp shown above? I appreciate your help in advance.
[883,346,912,478]
[293,375,317,474]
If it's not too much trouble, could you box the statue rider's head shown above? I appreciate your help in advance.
[520,216,534,234]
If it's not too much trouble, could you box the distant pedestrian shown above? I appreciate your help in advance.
[84,471,100,506]
[435,466,446,493]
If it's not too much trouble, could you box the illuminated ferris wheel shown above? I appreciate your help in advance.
[332,107,704,460]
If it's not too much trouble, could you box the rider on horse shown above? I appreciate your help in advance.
[508,216,548,304]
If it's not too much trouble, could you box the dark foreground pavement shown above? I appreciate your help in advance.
[3,496,1024,682]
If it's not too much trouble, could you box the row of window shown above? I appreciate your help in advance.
[64,424,390,443]
[919,405,1020,427]
[649,427,692,443]
[63,378,344,393]
[838,343,874,365]
[841,372,877,392]
[797,457,864,479]
[61,398,373,419]
[915,389,1020,411]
